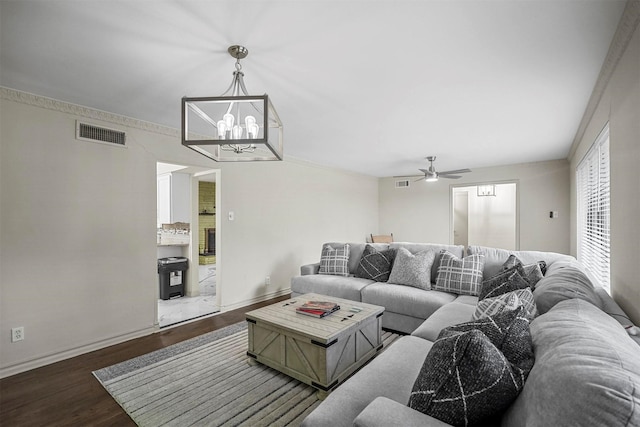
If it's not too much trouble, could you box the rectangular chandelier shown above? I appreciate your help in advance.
[182,94,283,162]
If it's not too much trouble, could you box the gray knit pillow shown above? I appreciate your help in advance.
[434,251,485,296]
[408,330,521,426]
[387,248,434,290]
[318,244,350,276]
[355,245,396,282]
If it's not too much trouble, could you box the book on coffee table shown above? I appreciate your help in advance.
[296,301,340,318]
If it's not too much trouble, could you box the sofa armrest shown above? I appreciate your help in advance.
[354,397,452,427]
[301,262,320,275]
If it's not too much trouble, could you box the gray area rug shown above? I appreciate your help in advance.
[94,322,400,426]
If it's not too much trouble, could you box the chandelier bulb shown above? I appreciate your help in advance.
[232,125,243,139]
[223,113,235,130]
[217,120,227,139]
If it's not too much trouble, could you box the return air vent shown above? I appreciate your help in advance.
[395,179,410,188]
[76,121,126,147]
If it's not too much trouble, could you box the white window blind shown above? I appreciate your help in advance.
[577,125,610,293]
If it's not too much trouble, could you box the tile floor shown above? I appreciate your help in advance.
[157,264,219,328]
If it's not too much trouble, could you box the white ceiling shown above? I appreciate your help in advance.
[0,0,626,177]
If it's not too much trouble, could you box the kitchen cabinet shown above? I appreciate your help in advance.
[157,172,190,226]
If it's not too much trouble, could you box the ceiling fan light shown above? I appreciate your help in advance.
[426,176,438,182]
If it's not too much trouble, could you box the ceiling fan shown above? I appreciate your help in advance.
[416,156,471,182]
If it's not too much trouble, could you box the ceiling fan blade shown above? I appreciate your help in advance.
[418,168,430,174]
[439,175,462,179]
[439,168,471,175]
[414,176,426,182]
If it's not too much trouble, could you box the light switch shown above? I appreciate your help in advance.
[228,211,235,221]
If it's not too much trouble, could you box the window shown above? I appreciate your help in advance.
[577,124,610,293]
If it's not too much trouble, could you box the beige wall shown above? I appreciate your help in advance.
[379,159,570,254]
[569,21,640,324]
[0,90,379,376]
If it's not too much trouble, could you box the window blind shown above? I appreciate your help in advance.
[577,125,610,293]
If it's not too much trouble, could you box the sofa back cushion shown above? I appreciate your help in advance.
[502,298,640,427]
[532,261,602,314]
[391,243,464,283]
[322,242,389,275]
[467,245,575,280]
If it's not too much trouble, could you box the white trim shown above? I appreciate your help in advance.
[0,326,156,379]
[220,288,291,312]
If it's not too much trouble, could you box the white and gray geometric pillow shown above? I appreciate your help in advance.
[388,248,434,290]
[473,288,538,320]
[434,251,485,296]
[355,244,396,282]
[501,254,545,287]
[318,244,350,276]
[479,267,531,300]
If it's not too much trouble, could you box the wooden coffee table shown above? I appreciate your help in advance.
[246,293,384,398]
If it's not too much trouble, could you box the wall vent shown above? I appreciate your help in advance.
[76,121,126,147]
[395,180,410,188]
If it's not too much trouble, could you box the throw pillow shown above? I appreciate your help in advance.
[408,329,522,426]
[387,248,434,290]
[318,244,350,276]
[434,251,485,296]
[440,306,535,379]
[355,244,396,282]
[473,288,538,320]
[479,266,531,300]
[500,255,545,287]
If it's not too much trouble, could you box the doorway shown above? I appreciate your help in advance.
[451,182,518,250]
[156,162,221,328]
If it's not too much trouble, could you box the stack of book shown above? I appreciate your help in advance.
[295,301,341,318]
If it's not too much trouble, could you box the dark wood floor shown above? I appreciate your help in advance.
[0,294,290,427]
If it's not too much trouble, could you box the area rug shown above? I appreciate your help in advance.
[94,322,400,427]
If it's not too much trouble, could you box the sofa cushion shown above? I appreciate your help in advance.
[390,243,464,283]
[478,266,531,300]
[301,336,433,427]
[387,248,434,290]
[355,397,452,427]
[503,299,640,427]
[411,302,475,341]
[408,329,521,426]
[473,288,537,320]
[440,306,534,378]
[467,245,575,280]
[291,275,373,302]
[319,243,350,276]
[355,244,396,282]
[362,282,456,320]
[533,264,602,314]
[434,251,485,296]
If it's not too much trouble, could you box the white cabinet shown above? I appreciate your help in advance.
[157,172,190,227]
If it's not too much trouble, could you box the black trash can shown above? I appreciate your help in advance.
[158,257,188,300]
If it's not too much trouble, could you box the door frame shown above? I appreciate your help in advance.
[449,180,520,250]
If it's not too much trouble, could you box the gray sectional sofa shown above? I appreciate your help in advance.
[292,242,640,427]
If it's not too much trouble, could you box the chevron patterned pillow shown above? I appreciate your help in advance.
[355,244,396,282]
[473,288,538,320]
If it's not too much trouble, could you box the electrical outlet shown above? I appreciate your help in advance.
[11,327,24,342]
[265,276,271,286]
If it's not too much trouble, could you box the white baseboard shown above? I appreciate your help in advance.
[221,288,291,312]
[0,326,156,379]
